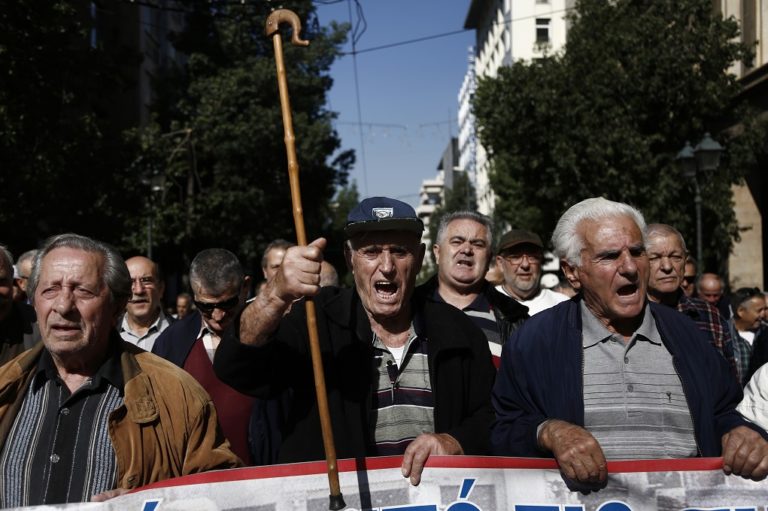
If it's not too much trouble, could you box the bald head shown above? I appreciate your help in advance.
[697,272,723,306]
[125,256,164,327]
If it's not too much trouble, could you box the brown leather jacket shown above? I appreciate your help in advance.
[0,339,242,490]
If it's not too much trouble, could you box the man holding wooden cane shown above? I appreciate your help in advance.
[215,196,495,486]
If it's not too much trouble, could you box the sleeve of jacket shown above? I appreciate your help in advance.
[182,397,244,474]
[490,325,549,458]
[214,300,310,398]
[443,324,496,455]
[708,335,768,442]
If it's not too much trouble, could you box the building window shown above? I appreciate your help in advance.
[535,18,550,44]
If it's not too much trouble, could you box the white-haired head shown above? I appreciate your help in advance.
[552,197,647,267]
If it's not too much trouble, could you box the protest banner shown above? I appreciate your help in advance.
[4,456,766,510]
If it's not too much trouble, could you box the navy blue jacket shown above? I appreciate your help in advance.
[152,310,202,365]
[491,297,761,458]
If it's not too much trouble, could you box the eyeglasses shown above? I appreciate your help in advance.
[682,276,696,285]
[501,252,542,265]
[131,276,156,288]
[194,295,240,314]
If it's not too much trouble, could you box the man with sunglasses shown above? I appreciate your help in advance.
[681,257,697,297]
[152,248,256,464]
[645,224,739,382]
[215,196,495,486]
[495,229,569,316]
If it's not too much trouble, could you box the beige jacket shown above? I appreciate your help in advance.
[0,339,243,490]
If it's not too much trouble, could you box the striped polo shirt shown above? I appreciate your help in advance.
[432,290,501,360]
[581,302,698,459]
[0,349,123,506]
[369,322,434,455]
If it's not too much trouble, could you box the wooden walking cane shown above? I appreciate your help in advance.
[266,9,346,511]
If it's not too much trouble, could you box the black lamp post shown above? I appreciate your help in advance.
[675,133,724,270]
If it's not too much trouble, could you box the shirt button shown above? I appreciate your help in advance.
[50,454,60,464]
[627,384,634,392]
[624,357,629,364]
[60,408,70,416]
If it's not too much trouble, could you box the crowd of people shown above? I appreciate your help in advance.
[0,195,767,505]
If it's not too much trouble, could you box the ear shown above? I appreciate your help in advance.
[561,260,582,290]
[432,244,441,265]
[415,243,426,274]
[241,275,252,300]
[343,243,354,273]
[112,298,128,327]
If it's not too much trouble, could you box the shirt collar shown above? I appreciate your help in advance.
[581,301,661,348]
[119,310,168,336]
[432,288,490,312]
[34,341,124,393]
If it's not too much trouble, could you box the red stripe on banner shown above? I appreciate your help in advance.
[132,455,725,493]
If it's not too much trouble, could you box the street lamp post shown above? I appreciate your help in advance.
[675,133,724,270]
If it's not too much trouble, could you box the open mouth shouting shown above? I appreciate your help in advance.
[616,283,641,301]
[374,280,399,302]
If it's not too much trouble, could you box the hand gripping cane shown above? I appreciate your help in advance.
[265,9,346,510]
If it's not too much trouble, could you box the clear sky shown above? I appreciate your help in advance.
[315,0,475,207]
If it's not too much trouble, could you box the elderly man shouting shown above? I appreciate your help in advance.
[491,198,768,489]
[215,197,494,486]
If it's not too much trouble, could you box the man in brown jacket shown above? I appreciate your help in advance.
[0,234,241,507]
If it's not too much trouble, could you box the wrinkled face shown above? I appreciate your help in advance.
[698,276,723,305]
[192,281,246,336]
[176,296,191,318]
[346,231,424,322]
[496,244,544,300]
[0,260,13,320]
[563,216,649,332]
[646,233,686,298]
[34,247,120,362]
[126,257,163,324]
[262,248,286,282]
[434,219,491,290]
[681,262,696,297]
[737,295,767,332]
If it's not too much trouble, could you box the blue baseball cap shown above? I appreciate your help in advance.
[344,197,424,238]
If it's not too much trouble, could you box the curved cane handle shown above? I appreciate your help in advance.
[265,9,310,46]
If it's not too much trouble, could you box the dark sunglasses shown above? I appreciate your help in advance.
[194,295,240,314]
[683,276,696,284]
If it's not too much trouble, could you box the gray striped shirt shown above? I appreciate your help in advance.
[369,325,434,455]
[0,350,123,506]
[581,302,698,459]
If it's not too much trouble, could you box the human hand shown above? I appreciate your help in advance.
[538,419,607,487]
[721,425,768,480]
[401,432,463,486]
[273,238,327,302]
[90,488,130,502]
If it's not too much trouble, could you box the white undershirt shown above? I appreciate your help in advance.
[388,345,406,366]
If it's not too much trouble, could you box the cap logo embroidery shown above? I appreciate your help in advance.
[372,208,394,219]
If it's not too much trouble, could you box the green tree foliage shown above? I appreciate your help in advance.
[127,1,353,271]
[474,0,767,269]
[0,1,139,253]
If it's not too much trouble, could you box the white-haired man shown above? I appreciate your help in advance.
[492,198,768,489]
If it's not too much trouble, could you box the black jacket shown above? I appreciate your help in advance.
[214,286,496,463]
[415,275,528,344]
